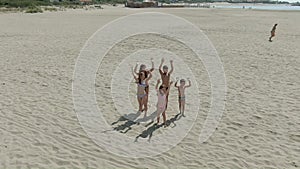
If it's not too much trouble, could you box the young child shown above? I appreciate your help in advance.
[158,58,174,114]
[269,23,278,42]
[175,78,191,117]
[155,79,173,126]
[132,68,152,117]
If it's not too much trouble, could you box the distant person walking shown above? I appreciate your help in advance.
[269,24,278,42]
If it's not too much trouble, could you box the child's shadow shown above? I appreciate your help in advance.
[135,111,157,123]
[111,112,141,133]
[111,111,141,125]
[135,113,182,142]
[111,111,158,134]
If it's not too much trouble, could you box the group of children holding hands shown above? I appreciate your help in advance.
[132,58,191,127]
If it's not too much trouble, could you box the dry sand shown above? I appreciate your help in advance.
[0,6,299,168]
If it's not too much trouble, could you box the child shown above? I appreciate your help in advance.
[269,23,278,42]
[175,78,191,117]
[132,68,152,117]
[159,58,174,87]
[155,79,173,127]
[158,58,174,114]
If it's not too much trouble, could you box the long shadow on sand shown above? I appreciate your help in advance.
[135,113,182,142]
[111,111,158,134]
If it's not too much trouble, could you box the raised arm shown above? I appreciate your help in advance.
[159,58,164,72]
[185,79,191,88]
[145,72,152,84]
[131,67,138,81]
[174,79,179,88]
[149,58,154,72]
[133,62,139,75]
[155,79,160,90]
[169,60,174,75]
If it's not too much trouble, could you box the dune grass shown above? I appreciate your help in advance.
[25,5,43,13]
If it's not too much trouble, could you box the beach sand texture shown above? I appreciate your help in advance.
[0,7,299,168]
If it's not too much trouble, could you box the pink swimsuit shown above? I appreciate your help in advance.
[157,90,166,110]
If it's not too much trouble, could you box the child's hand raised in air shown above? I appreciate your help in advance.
[186,78,192,87]
[161,58,164,63]
[187,77,191,83]
[157,79,161,83]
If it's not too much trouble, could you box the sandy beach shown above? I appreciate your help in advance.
[0,5,299,168]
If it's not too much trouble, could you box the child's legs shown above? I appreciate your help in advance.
[156,108,163,123]
[162,111,166,124]
[181,101,185,113]
[161,106,167,124]
[162,94,169,116]
[178,100,182,113]
[166,94,169,109]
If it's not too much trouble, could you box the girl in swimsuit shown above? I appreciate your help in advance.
[132,69,152,117]
[175,78,191,117]
[133,59,155,112]
[155,79,173,126]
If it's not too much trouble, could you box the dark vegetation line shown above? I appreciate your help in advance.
[0,0,295,8]
[0,0,124,8]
